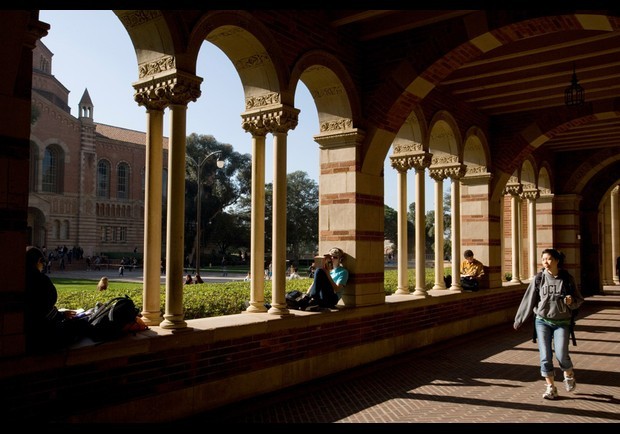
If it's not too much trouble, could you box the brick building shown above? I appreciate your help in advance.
[27,40,168,259]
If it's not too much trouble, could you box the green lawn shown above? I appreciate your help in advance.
[52,268,449,319]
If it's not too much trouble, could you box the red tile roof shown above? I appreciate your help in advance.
[95,123,169,148]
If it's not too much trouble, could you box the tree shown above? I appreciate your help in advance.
[260,171,319,262]
[184,133,252,262]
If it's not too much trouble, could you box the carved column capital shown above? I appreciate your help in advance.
[242,105,300,135]
[429,163,466,181]
[241,113,269,137]
[503,178,523,196]
[521,187,540,200]
[390,152,432,173]
[133,70,203,110]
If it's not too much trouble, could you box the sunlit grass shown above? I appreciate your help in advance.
[52,267,451,319]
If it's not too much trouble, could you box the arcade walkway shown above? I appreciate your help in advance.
[184,288,620,425]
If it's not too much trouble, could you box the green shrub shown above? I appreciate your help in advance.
[53,267,448,319]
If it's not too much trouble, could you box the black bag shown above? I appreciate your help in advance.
[88,295,140,341]
[460,276,479,291]
[286,290,306,310]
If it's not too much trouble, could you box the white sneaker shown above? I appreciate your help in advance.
[542,384,558,400]
[563,376,576,392]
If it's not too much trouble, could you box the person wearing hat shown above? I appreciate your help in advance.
[299,247,349,310]
[24,246,89,353]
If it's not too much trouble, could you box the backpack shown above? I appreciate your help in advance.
[88,295,140,342]
[532,271,578,346]
[286,290,306,310]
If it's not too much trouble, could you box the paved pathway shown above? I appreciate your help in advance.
[182,287,620,425]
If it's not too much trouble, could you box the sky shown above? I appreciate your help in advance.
[39,9,443,212]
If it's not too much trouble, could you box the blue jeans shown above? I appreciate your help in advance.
[307,268,339,307]
[535,317,573,378]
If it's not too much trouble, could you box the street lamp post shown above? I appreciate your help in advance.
[187,151,224,279]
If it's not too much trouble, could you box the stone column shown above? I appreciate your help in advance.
[448,168,465,291]
[611,185,619,285]
[389,160,410,295]
[504,180,523,284]
[408,155,432,296]
[429,169,446,290]
[265,106,299,315]
[140,107,164,325]
[241,115,269,312]
[523,188,540,280]
[133,71,197,326]
[138,71,202,329]
[162,103,189,328]
[396,167,409,294]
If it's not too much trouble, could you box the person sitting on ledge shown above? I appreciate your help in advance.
[299,247,349,311]
[460,249,485,292]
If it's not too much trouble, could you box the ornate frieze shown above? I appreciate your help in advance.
[118,10,162,28]
[133,71,202,109]
[138,56,175,79]
[392,142,423,154]
[311,85,345,99]
[234,52,272,71]
[320,119,353,132]
[245,92,281,109]
[464,165,488,175]
[431,154,458,165]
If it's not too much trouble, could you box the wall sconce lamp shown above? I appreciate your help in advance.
[564,63,585,106]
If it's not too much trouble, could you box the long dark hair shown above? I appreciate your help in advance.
[541,248,565,268]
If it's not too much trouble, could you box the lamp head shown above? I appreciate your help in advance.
[216,159,225,168]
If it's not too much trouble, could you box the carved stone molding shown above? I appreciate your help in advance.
[464,165,488,175]
[314,129,365,149]
[133,71,203,110]
[320,118,353,132]
[118,10,162,28]
[234,52,272,71]
[245,92,281,110]
[311,85,345,99]
[392,142,423,155]
[431,154,459,165]
[138,56,175,79]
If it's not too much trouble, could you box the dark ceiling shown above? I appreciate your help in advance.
[329,10,620,153]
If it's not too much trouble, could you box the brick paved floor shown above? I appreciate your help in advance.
[186,289,620,425]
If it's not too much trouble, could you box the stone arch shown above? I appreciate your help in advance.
[538,163,553,195]
[561,147,620,195]
[114,11,178,74]
[363,12,620,181]
[290,49,362,141]
[462,126,489,177]
[428,111,461,166]
[391,107,429,153]
[521,159,536,191]
[189,11,289,106]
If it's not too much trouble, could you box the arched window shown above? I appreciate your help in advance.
[97,160,110,198]
[117,162,129,200]
[42,145,64,193]
[29,141,38,192]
